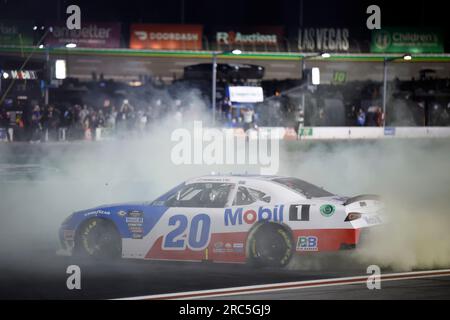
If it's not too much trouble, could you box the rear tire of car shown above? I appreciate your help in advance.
[74,218,122,260]
[246,222,294,268]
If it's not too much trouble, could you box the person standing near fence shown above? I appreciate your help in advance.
[30,105,42,143]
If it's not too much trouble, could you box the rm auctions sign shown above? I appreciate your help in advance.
[216,27,284,46]
[371,27,444,53]
[130,24,203,50]
[45,22,121,48]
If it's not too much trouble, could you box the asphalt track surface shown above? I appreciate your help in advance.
[0,255,353,299]
[0,251,369,299]
[128,271,450,300]
[209,276,450,300]
[1,252,450,299]
[1,142,450,300]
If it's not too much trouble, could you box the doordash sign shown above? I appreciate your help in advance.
[130,24,203,50]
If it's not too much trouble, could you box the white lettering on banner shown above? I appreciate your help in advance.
[217,31,278,45]
[52,25,112,39]
[0,24,18,35]
[298,28,350,51]
[216,32,229,44]
[392,32,437,43]
[149,32,198,41]
[134,31,147,40]
[134,31,198,42]
[7,70,37,80]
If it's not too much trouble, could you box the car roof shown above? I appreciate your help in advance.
[185,174,287,185]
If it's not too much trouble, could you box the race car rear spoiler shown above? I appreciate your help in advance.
[343,194,380,205]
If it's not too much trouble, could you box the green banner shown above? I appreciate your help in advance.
[298,127,313,137]
[332,71,347,84]
[371,27,443,53]
[0,20,34,46]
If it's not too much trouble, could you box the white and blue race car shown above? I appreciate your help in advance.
[59,175,383,267]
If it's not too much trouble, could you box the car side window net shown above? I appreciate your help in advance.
[233,186,271,206]
[166,182,234,208]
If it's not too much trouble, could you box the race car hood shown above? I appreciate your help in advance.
[72,201,149,215]
[62,201,150,228]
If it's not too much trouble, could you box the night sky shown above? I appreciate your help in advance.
[0,0,448,31]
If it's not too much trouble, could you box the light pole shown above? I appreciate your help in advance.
[211,52,217,125]
[300,52,329,126]
[45,46,50,105]
[301,52,330,76]
[382,54,411,127]
[43,42,76,105]
[211,49,242,125]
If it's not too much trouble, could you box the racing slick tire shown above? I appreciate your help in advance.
[74,218,122,260]
[246,221,294,268]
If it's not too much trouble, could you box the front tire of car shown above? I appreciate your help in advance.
[246,221,294,268]
[74,218,122,260]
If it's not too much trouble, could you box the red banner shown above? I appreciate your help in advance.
[130,24,203,50]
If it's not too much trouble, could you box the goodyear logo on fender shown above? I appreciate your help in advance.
[224,205,284,226]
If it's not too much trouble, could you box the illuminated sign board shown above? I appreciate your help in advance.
[228,86,264,103]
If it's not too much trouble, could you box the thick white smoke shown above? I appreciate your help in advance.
[280,140,450,271]
[1,86,450,274]
[0,90,257,264]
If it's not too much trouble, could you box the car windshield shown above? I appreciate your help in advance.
[272,178,333,198]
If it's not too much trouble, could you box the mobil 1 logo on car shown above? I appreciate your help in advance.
[224,205,284,226]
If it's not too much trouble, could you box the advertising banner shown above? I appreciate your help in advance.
[228,86,264,103]
[331,71,347,84]
[45,22,121,48]
[371,27,444,53]
[130,24,203,50]
[297,27,351,52]
[0,20,34,46]
[2,70,38,79]
[215,26,284,47]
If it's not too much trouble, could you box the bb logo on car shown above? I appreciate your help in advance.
[296,236,318,251]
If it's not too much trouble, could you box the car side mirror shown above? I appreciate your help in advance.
[262,196,271,203]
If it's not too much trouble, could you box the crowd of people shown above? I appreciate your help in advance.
[2,77,450,142]
[0,96,264,143]
[0,98,186,142]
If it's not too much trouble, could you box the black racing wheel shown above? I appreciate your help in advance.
[75,218,122,259]
[246,222,294,268]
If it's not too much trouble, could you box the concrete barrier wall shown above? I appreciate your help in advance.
[198,126,450,140]
[298,127,450,140]
[2,126,450,142]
